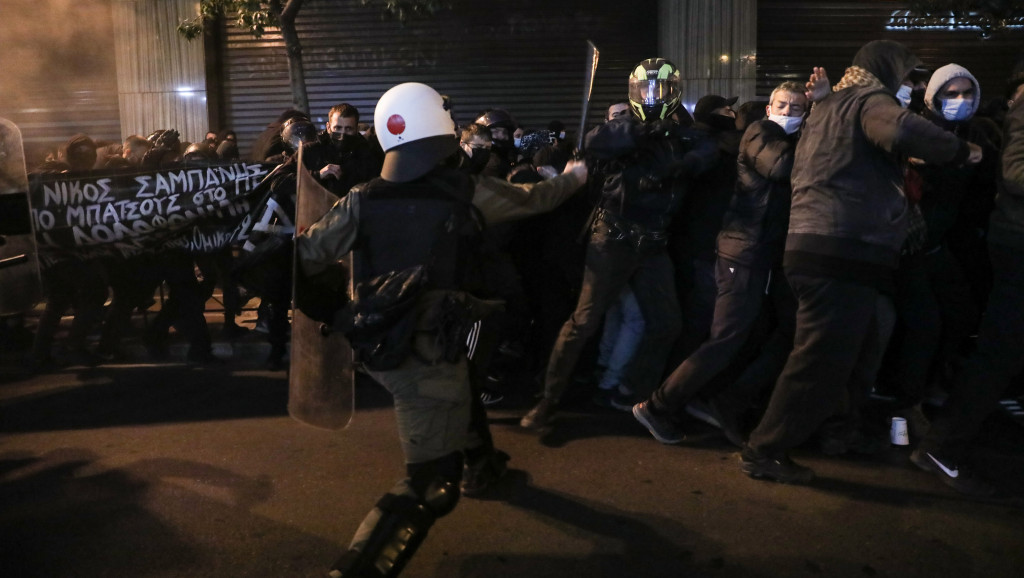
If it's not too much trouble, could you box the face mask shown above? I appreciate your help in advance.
[896,85,913,108]
[466,149,490,174]
[558,131,566,140]
[941,98,973,122]
[706,114,737,132]
[768,114,803,135]
[513,137,522,148]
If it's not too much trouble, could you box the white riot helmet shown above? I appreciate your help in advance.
[374,82,458,182]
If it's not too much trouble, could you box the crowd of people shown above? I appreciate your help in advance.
[8,37,1024,577]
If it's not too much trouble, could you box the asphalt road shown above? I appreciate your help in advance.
[2,360,1023,578]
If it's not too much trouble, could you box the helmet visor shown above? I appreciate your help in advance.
[629,78,678,107]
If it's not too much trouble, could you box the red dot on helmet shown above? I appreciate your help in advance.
[387,114,406,135]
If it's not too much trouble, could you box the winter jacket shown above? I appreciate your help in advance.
[786,40,970,275]
[990,98,1024,249]
[672,123,742,262]
[585,117,717,231]
[717,119,796,268]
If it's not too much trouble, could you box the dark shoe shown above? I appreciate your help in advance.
[685,399,721,428]
[462,449,510,497]
[740,447,815,484]
[479,388,505,406]
[632,400,685,444]
[609,390,642,412]
[520,397,557,431]
[910,449,995,497]
[709,399,745,448]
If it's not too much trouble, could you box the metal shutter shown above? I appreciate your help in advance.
[213,0,658,152]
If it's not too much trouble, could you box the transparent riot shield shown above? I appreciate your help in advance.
[0,118,41,316]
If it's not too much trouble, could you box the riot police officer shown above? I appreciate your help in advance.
[296,82,587,577]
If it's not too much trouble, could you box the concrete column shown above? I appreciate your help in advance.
[111,0,209,143]
[658,0,757,112]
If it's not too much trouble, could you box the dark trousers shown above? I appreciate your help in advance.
[149,251,212,356]
[746,269,882,458]
[885,246,978,406]
[544,226,681,401]
[669,256,718,367]
[919,243,1024,463]
[650,258,768,415]
[717,267,798,414]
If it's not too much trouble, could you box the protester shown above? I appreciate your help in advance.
[738,40,982,484]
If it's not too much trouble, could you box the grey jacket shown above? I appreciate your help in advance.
[787,41,970,268]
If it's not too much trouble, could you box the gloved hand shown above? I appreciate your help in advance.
[636,118,676,141]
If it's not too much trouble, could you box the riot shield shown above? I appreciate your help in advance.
[288,145,353,430]
[0,118,41,316]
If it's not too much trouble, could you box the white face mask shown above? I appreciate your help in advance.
[768,114,803,135]
[896,85,913,108]
[941,98,973,122]
[558,131,566,140]
[513,137,522,148]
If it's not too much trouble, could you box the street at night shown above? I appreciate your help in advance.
[2,353,1023,577]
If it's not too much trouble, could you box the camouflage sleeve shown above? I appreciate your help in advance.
[295,191,360,276]
[470,172,584,225]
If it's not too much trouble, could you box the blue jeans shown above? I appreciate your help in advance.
[543,223,681,401]
[597,287,645,391]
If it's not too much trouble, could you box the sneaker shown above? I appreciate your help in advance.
[909,449,995,497]
[480,388,505,406]
[520,397,557,431]
[632,401,685,444]
[740,448,815,484]
[709,399,745,448]
[609,390,642,412]
[462,449,510,497]
[685,399,721,428]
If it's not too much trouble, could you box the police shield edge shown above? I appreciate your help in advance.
[0,118,42,316]
[288,144,353,430]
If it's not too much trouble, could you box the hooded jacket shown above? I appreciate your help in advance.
[786,40,971,285]
[924,63,981,120]
[908,64,1000,252]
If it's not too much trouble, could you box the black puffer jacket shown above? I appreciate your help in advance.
[716,119,796,268]
[787,40,970,273]
[990,98,1024,249]
[585,117,717,231]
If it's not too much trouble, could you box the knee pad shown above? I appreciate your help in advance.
[408,451,463,518]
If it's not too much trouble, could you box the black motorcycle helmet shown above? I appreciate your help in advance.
[628,58,682,122]
[281,117,319,151]
[474,108,516,134]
